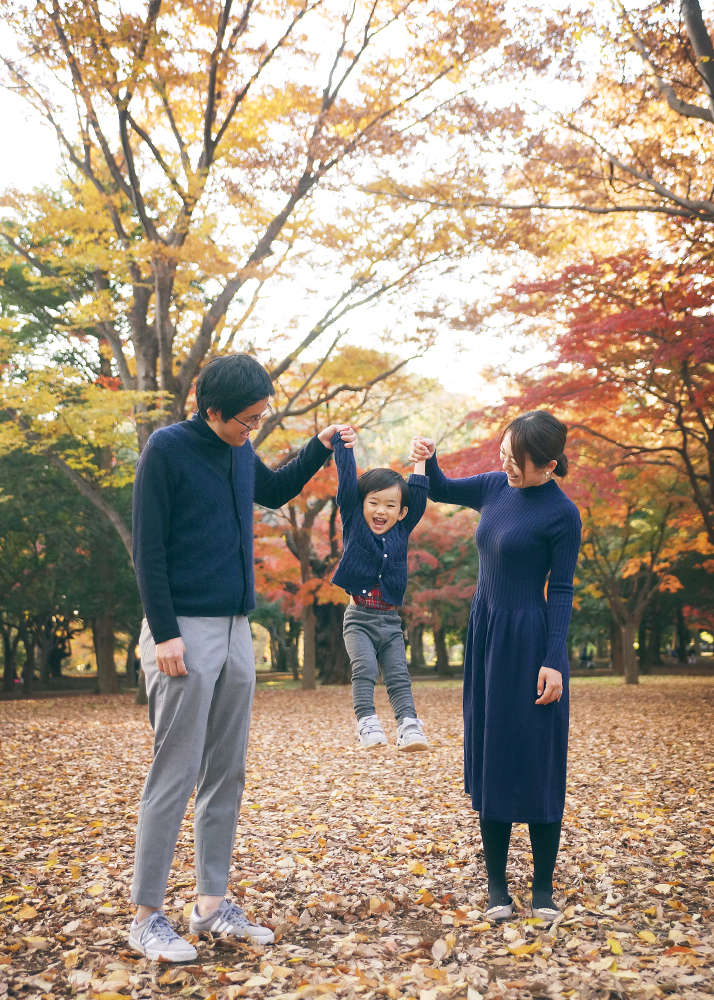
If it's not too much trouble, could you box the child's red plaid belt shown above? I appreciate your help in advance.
[351,587,397,610]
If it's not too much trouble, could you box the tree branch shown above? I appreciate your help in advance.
[46,452,134,563]
[681,0,714,119]
[618,3,713,122]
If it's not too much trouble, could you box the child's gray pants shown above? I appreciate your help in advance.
[342,604,417,723]
[131,615,255,908]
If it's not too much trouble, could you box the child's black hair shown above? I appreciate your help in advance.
[357,468,410,509]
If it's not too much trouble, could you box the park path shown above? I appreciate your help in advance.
[0,678,713,1000]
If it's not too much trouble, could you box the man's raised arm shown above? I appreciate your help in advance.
[253,424,356,509]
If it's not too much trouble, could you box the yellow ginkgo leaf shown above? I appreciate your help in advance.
[508,943,540,956]
[87,883,105,896]
[638,931,657,944]
[408,860,427,875]
[609,940,623,955]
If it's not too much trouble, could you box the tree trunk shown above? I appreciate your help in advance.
[2,629,20,693]
[675,602,689,663]
[409,623,426,672]
[650,615,663,664]
[433,626,450,677]
[315,603,351,685]
[302,603,317,690]
[125,629,141,685]
[287,619,301,680]
[694,629,701,657]
[596,630,606,660]
[610,620,624,675]
[623,621,639,685]
[37,622,54,686]
[638,621,650,673]
[93,611,120,694]
[22,633,36,696]
[267,627,287,672]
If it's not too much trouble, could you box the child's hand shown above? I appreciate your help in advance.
[409,436,435,462]
[319,424,357,449]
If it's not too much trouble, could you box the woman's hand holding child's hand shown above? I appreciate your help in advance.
[409,436,435,462]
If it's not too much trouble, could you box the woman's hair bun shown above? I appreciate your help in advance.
[502,410,570,477]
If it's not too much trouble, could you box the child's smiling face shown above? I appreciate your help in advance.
[363,485,408,535]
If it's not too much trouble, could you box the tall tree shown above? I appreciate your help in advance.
[489,247,714,547]
[365,1,714,231]
[0,0,516,548]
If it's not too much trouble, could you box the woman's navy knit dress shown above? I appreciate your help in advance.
[426,456,581,824]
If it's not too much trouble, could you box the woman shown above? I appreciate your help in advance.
[410,411,581,922]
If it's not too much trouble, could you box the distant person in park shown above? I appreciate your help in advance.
[410,410,581,923]
[331,432,430,751]
[130,353,355,961]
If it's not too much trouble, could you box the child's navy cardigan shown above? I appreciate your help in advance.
[330,433,429,607]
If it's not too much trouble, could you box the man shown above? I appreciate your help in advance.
[129,353,355,961]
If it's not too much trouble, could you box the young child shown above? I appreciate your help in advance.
[331,430,430,751]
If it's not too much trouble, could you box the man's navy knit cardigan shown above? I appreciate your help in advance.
[330,433,429,607]
[133,412,331,644]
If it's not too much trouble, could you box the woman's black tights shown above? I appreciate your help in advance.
[479,817,561,909]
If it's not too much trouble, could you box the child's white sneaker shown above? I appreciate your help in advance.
[357,714,388,749]
[396,717,429,752]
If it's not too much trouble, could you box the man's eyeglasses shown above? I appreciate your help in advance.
[231,404,273,430]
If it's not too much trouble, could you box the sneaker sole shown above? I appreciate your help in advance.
[128,937,197,962]
[397,740,429,752]
[189,924,275,944]
[358,739,388,749]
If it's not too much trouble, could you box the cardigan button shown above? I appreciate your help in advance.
[362,590,367,593]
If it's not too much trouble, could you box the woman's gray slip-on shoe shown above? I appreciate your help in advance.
[531,906,561,924]
[485,902,513,921]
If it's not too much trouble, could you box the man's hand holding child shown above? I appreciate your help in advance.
[319,424,357,450]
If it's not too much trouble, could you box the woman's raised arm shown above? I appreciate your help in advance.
[410,436,490,511]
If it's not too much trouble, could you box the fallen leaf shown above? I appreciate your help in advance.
[431,938,448,961]
[507,943,540,956]
[408,860,427,876]
[16,904,38,920]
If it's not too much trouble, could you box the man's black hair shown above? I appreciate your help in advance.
[357,468,410,509]
[195,354,274,421]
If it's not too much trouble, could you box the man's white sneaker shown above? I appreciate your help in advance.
[396,717,429,752]
[129,910,198,962]
[357,714,388,749]
[189,898,275,944]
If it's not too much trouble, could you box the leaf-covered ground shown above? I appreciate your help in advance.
[1,677,713,1000]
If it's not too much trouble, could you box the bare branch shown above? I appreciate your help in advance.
[46,452,133,562]
[618,3,713,122]
[126,112,188,202]
[359,186,704,220]
[681,0,714,119]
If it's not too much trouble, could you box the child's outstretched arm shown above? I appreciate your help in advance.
[331,427,360,516]
[401,437,431,533]
[412,436,431,476]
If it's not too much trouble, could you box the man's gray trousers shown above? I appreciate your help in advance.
[131,615,255,908]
